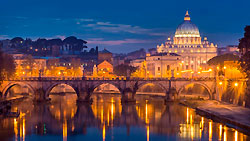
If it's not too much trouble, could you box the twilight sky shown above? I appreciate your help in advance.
[0,0,250,53]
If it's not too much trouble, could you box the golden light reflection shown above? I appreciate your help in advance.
[190,114,193,125]
[186,108,189,124]
[63,120,67,141]
[101,106,104,123]
[23,118,25,141]
[200,117,204,139]
[103,124,106,141]
[219,124,222,140]
[145,100,149,124]
[14,118,18,140]
[111,99,114,122]
[235,130,238,141]
[224,126,227,141]
[191,123,194,140]
[147,125,150,141]
[209,121,212,141]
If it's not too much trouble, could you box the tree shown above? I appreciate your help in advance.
[63,36,87,52]
[207,54,240,66]
[114,64,137,76]
[238,26,250,108]
[0,49,16,84]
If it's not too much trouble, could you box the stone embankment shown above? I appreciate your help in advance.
[180,100,250,135]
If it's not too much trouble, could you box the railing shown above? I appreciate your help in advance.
[4,76,225,81]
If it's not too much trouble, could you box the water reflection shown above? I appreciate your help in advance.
[0,94,249,140]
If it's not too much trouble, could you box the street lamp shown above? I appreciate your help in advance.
[234,82,238,87]
[219,81,223,85]
[161,50,163,78]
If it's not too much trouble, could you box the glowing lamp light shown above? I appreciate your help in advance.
[234,82,238,87]
[224,66,226,69]
[209,68,212,72]
[219,82,223,85]
[198,71,201,74]
[58,72,61,75]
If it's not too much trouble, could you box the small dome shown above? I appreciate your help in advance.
[175,11,200,38]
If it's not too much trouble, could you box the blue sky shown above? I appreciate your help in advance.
[0,0,250,53]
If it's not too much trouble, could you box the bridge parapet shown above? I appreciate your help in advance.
[1,77,236,103]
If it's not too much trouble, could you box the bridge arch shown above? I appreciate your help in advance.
[177,82,212,99]
[1,82,35,98]
[137,81,167,93]
[92,81,122,93]
[45,82,78,98]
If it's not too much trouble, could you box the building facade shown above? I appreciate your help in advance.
[156,11,217,72]
[146,53,181,78]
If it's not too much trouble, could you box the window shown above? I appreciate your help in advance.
[167,65,170,71]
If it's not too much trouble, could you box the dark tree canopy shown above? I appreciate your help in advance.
[238,26,250,108]
[239,26,250,78]
[207,54,240,66]
[0,49,16,84]
[63,36,87,51]
[114,64,137,76]
[10,37,24,44]
[47,39,63,46]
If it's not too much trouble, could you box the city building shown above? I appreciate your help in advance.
[97,60,113,76]
[98,48,113,64]
[156,11,217,72]
[146,53,181,78]
[218,45,240,56]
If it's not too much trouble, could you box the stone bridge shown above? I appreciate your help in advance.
[0,77,218,103]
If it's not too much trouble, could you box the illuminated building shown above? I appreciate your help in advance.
[157,11,217,72]
[145,53,181,77]
[97,60,114,76]
[218,45,239,56]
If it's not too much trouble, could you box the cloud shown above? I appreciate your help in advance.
[0,35,9,40]
[85,21,150,34]
[78,18,94,22]
[83,21,168,37]
[87,38,154,46]
[39,35,66,40]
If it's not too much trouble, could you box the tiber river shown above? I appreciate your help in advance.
[0,93,249,141]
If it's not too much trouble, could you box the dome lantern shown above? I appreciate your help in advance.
[184,10,190,21]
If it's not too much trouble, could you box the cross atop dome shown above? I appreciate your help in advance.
[184,10,190,21]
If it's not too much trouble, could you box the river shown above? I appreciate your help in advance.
[0,93,249,141]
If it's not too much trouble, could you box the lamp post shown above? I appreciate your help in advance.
[161,50,163,78]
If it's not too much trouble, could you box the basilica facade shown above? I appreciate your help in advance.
[157,11,217,72]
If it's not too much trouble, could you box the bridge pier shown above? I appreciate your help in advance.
[76,87,93,104]
[165,87,177,103]
[121,88,136,104]
[33,88,51,103]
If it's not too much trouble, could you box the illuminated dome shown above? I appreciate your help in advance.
[175,11,200,38]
